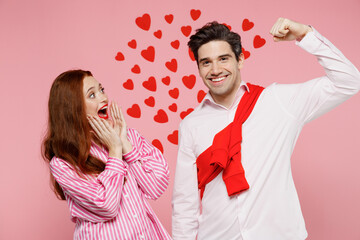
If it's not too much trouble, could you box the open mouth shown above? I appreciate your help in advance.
[97,104,109,119]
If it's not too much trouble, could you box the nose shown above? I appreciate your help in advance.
[100,92,108,103]
[210,62,222,75]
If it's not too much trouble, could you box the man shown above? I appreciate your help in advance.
[172,18,360,240]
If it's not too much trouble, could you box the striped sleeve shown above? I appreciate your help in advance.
[123,128,170,199]
[50,156,127,222]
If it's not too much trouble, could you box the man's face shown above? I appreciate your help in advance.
[197,40,244,106]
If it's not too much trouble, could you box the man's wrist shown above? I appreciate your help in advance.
[297,25,313,42]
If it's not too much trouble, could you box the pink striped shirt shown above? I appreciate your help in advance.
[50,128,171,240]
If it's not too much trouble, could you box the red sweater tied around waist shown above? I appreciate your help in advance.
[196,83,264,199]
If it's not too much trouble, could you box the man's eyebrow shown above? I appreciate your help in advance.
[199,57,209,63]
[218,54,232,58]
[199,54,232,63]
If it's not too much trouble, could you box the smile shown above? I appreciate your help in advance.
[98,104,109,119]
[207,74,229,84]
[210,76,227,82]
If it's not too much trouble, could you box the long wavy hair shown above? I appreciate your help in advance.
[42,70,105,200]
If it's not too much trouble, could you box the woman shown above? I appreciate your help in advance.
[42,69,171,239]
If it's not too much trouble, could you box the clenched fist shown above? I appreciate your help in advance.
[270,18,312,42]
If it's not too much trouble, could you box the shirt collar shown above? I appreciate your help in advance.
[201,81,249,109]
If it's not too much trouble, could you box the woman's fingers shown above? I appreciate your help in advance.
[88,115,111,141]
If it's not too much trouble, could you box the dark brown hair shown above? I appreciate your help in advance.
[188,21,242,64]
[42,69,105,200]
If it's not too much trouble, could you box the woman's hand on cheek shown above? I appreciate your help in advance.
[87,115,123,159]
[110,102,133,154]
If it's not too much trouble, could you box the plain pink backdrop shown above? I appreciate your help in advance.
[1,0,359,239]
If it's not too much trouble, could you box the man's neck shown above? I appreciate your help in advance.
[211,82,243,109]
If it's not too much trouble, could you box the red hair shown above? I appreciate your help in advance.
[42,70,105,200]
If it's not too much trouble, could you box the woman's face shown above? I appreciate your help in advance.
[82,76,109,119]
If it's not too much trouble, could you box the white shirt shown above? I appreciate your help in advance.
[172,29,360,240]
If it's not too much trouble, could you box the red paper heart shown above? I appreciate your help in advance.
[123,79,134,90]
[188,48,195,61]
[180,108,194,119]
[127,104,141,118]
[197,90,206,103]
[164,14,173,24]
[142,76,157,92]
[167,130,178,145]
[154,109,168,123]
[115,52,125,61]
[181,25,192,37]
[190,9,201,21]
[242,19,254,31]
[182,74,196,89]
[222,23,232,30]
[131,64,141,74]
[171,40,180,49]
[154,30,162,39]
[135,13,151,31]
[144,96,155,107]
[152,139,164,153]
[165,59,177,72]
[128,39,137,49]
[168,103,177,112]
[169,88,179,99]
[141,46,155,62]
[253,35,266,48]
[242,47,250,59]
[162,76,170,85]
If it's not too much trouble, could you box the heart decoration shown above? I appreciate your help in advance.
[242,47,250,59]
[222,23,232,30]
[182,74,196,89]
[127,104,141,118]
[169,88,179,99]
[180,108,194,119]
[144,96,155,107]
[128,39,137,49]
[190,9,201,21]
[188,48,195,61]
[123,79,134,90]
[141,46,155,62]
[136,13,151,31]
[165,59,177,72]
[197,90,206,103]
[171,40,180,49]
[154,109,169,123]
[154,30,162,39]
[242,19,254,31]
[115,52,125,61]
[181,25,192,37]
[164,14,173,24]
[142,76,157,92]
[131,64,141,74]
[253,35,266,48]
[168,103,177,112]
[161,76,170,86]
[152,139,164,153]
[167,130,178,145]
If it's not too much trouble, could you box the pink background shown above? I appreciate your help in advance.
[1,0,360,239]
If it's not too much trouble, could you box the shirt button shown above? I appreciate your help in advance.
[139,234,145,239]
[133,214,137,218]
